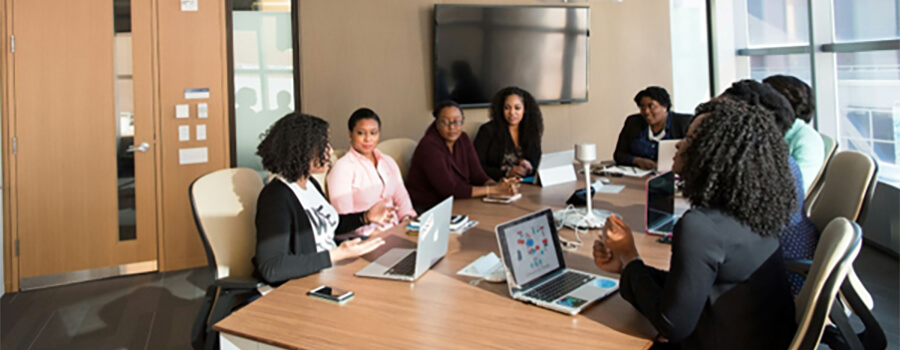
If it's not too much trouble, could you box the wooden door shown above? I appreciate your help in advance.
[10,0,158,289]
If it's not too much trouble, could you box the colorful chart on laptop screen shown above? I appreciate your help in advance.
[503,215,561,284]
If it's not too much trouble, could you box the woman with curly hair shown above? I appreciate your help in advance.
[473,87,543,180]
[613,86,692,170]
[253,113,395,286]
[593,99,797,350]
[763,75,824,192]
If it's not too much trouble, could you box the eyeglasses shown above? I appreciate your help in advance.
[438,119,464,127]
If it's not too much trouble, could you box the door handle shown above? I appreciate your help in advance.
[127,142,150,153]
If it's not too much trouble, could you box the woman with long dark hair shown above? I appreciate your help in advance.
[473,87,544,180]
[594,99,797,349]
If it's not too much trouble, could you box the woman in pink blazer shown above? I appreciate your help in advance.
[327,108,417,235]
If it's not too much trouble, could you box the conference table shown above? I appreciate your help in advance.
[215,175,676,350]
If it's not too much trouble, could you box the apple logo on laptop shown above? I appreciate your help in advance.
[419,213,436,242]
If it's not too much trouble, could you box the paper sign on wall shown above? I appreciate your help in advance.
[179,147,208,165]
[181,0,198,12]
[176,104,190,119]
[185,88,209,99]
[178,125,191,142]
[197,103,208,118]
[196,124,207,141]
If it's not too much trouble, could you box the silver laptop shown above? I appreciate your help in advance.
[355,196,453,281]
[645,171,679,236]
[495,209,619,315]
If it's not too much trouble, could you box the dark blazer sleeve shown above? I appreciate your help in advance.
[614,115,643,165]
[473,122,506,180]
[523,139,541,177]
[618,210,723,342]
[254,183,333,285]
[463,133,492,186]
[309,177,365,235]
[669,112,693,139]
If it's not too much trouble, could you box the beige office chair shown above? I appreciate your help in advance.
[377,138,417,180]
[789,218,862,350]
[804,133,838,215]
[189,168,265,350]
[795,150,885,349]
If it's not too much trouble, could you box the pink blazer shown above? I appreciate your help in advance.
[326,148,416,234]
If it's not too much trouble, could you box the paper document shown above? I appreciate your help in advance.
[457,252,502,278]
[603,166,653,178]
[592,180,625,194]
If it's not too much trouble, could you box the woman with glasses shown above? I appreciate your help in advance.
[406,100,518,210]
[473,87,543,180]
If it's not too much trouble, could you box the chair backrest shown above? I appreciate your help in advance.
[803,133,838,214]
[790,218,862,350]
[807,150,878,232]
[377,138,418,180]
[189,168,264,280]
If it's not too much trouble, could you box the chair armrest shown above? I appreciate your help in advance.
[784,259,813,275]
[214,276,264,290]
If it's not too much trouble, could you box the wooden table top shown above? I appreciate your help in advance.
[215,176,673,350]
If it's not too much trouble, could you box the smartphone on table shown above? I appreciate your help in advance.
[307,285,355,304]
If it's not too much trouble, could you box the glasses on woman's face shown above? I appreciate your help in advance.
[438,119,464,128]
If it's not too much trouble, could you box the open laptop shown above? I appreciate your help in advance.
[535,150,577,187]
[645,171,678,236]
[495,209,619,315]
[355,196,452,281]
[657,140,678,173]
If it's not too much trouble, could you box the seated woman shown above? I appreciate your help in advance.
[720,79,820,294]
[406,100,518,210]
[327,108,417,235]
[613,87,692,170]
[473,87,543,180]
[594,99,797,350]
[254,113,394,286]
[764,75,825,192]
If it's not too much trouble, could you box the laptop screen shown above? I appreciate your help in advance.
[646,171,675,230]
[496,209,565,289]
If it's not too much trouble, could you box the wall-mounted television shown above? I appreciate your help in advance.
[434,5,590,108]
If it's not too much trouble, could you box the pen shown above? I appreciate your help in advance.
[630,167,636,174]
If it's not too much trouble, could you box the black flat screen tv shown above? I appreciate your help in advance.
[434,5,590,108]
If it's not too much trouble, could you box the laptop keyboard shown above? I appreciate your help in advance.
[385,252,417,276]
[525,271,595,302]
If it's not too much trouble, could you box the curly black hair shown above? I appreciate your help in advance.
[633,86,672,111]
[257,113,331,182]
[348,107,382,131]
[763,75,815,123]
[721,79,795,135]
[489,87,544,152]
[683,99,797,237]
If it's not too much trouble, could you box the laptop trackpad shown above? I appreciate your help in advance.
[356,248,414,276]
[568,277,619,301]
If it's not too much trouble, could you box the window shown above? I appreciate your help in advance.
[717,0,900,186]
[230,0,296,171]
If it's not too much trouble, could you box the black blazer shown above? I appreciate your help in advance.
[619,207,797,349]
[613,112,692,165]
[253,178,365,285]
[473,121,542,181]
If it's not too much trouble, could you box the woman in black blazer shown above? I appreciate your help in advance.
[473,87,543,180]
[254,113,395,286]
[595,99,798,349]
[613,86,691,170]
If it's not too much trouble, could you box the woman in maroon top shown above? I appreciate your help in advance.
[406,100,518,210]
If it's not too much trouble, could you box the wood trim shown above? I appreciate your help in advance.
[0,0,17,292]
[150,0,167,271]
[217,0,231,167]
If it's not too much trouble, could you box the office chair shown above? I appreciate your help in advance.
[804,133,838,215]
[792,150,885,350]
[377,138,417,181]
[789,218,862,350]
[189,168,266,350]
